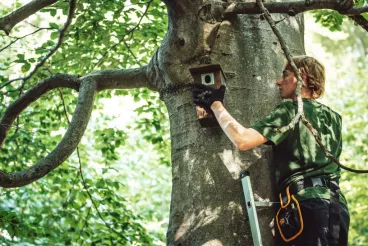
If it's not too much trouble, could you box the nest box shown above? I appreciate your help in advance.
[189,64,226,127]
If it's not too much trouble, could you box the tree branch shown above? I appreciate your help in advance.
[349,15,368,32]
[0,74,79,148]
[81,65,153,91]
[0,27,54,53]
[77,148,126,241]
[80,207,91,234]
[255,1,306,132]
[58,85,125,240]
[18,0,77,94]
[0,78,95,188]
[0,65,153,188]
[0,0,58,35]
[0,0,76,91]
[224,1,368,16]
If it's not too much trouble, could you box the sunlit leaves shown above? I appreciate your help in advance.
[312,10,345,31]
[94,128,127,162]
[312,0,368,30]
[0,0,169,244]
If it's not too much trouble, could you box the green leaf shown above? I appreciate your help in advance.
[96,179,105,189]
[21,63,31,73]
[17,54,25,61]
[49,22,59,29]
[76,192,87,204]
[50,31,59,39]
[50,9,57,17]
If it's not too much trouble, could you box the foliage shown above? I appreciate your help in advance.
[1,0,170,245]
[311,10,345,31]
[308,17,368,245]
[312,0,368,31]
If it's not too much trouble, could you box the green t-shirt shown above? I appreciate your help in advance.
[251,98,347,204]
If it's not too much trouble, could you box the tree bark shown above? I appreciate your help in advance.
[153,1,305,245]
[0,0,58,35]
[224,1,368,16]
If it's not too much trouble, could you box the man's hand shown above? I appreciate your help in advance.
[192,84,226,110]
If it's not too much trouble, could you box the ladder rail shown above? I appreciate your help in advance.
[241,171,263,246]
[241,171,279,246]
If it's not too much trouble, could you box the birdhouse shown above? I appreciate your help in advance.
[189,64,226,127]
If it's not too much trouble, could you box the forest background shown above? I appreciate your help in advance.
[0,0,367,245]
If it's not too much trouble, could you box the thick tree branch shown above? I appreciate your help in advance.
[0,0,58,35]
[349,15,368,32]
[0,65,153,188]
[0,74,79,147]
[0,78,96,188]
[81,65,153,91]
[224,1,368,16]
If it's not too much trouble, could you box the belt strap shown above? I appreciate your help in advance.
[328,179,340,246]
[280,176,332,205]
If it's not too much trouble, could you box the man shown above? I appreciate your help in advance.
[192,56,350,246]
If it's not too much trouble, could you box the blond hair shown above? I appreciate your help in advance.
[286,56,326,99]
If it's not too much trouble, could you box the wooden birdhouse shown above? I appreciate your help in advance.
[189,64,226,127]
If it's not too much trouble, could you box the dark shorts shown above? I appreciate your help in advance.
[276,198,350,246]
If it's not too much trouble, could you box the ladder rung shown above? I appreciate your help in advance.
[254,201,279,207]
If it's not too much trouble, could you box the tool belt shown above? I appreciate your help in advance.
[276,176,341,244]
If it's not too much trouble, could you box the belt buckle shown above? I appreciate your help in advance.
[311,177,324,188]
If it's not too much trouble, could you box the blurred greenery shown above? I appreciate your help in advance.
[306,12,368,245]
[0,1,367,245]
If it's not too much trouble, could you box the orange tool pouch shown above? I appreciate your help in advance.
[276,186,304,242]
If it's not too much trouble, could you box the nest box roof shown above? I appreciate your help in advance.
[189,64,226,78]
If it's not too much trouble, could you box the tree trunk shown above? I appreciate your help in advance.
[150,1,305,245]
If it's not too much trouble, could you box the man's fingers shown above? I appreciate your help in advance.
[193,98,201,103]
[192,88,206,94]
[192,92,206,100]
[193,91,211,98]
[192,95,201,101]
[193,98,205,106]
[193,83,210,90]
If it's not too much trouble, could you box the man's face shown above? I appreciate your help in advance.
[276,69,297,100]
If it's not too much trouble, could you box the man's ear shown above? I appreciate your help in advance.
[301,73,308,86]
[301,74,308,84]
